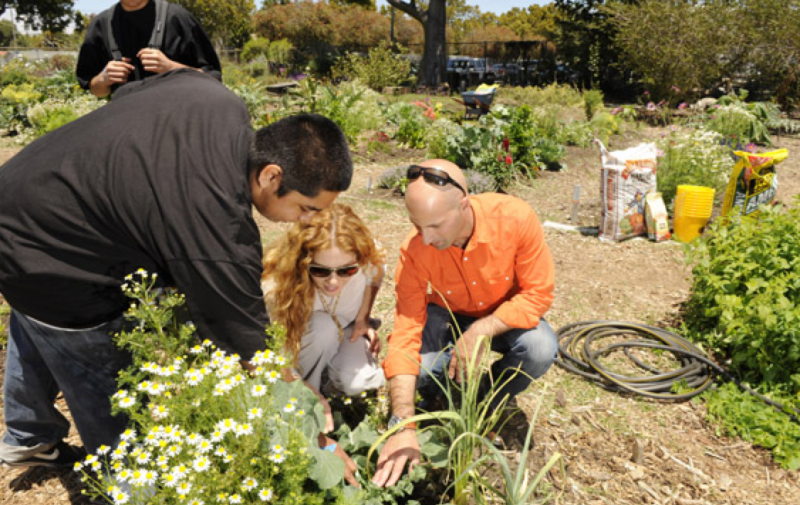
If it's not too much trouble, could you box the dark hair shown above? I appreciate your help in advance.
[249,114,352,197]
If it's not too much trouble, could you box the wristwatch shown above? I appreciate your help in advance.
[388,414,416,433]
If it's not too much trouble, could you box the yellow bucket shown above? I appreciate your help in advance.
[673,185,715,242]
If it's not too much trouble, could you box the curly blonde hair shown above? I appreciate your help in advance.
[261,203,385,362]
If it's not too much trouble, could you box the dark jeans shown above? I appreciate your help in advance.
[416,304,558,410]
[0,310,131,460]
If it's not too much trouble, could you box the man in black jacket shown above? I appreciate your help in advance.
[76,0,221,98]
[0,69,352,467]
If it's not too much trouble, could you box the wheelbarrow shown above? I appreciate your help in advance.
[454,84,498,120]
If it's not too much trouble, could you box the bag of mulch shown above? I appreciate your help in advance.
[721,149,787,218]
[594,139,658,241]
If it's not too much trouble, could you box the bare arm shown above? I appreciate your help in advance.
[372,374,421,487]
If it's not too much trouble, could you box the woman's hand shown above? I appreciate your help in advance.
[352,318,381,356]
[318,434,360,488]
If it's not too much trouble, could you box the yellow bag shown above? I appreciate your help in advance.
[721,149,787,217]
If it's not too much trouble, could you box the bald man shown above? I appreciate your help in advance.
[373,160,557,487]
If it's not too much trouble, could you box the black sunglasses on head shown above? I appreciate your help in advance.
[308,264,360,279]
[407,165,467,195]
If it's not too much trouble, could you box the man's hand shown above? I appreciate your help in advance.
[447,330,488,383]
[352,318,381,356]
[371,430,420,488]
[138,48,180,74]
[319,434,360,488]
[103,58,134,85]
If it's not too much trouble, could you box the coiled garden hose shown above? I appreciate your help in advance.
[555,320,800,420]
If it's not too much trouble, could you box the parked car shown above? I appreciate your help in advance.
[447,56,496,90]
[491,63,521,85]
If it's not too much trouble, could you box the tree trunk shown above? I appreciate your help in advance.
[387,0,447,87]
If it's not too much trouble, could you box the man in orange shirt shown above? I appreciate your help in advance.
[373,159,557,488]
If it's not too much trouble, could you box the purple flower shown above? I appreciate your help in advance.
[657,148,665,157]
[644,90,650,95]
[610,107,622,115]
[671,85,681,92]
[678,102,687,110]
[745,143,757,153]
[647,102,657,111]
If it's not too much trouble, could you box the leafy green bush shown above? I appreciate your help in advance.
[385,102,429,149]
[685,199,800,392]
[0,58,38,87]
[583,89,604,120]
[497,83,584,108]
[703,383,800,470]
[241,37,271,62]
[332,41,411,91]
[656,127,730,208]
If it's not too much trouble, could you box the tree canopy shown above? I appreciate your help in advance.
[1,0,75,32]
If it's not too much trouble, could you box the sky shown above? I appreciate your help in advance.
[71,0,550,17]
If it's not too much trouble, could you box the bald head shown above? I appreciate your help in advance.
[405,160,473,250]
[405,159,468,210]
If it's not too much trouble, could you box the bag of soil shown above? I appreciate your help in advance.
[594,139,658,241]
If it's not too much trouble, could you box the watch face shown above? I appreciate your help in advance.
[388,415,402,431]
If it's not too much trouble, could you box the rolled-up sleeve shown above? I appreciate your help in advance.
[383,242,429,379]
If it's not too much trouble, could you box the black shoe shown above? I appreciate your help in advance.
[0,441,87,468]
[493,400,533,451]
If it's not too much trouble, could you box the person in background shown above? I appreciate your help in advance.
[76,0,221,98]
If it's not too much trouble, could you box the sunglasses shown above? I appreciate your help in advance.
[308,264,360,279]
[407,165,467,195]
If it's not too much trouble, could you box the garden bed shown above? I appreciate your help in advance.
[2,129,800,504]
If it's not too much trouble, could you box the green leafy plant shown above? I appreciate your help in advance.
[656,127,730,208]
[583,88,604,121]
[241,37,272,62]
[703,383,800,470]
[77,270,351,505]
[685,198,800,391]
[332,41,412,92]
[385,102,429,149]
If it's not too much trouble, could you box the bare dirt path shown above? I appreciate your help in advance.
[1,127,800,504]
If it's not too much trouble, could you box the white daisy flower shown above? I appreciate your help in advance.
[229,494,243,504]
[111,489,130,505]
[247,408,263,420]
[241,477,258,491]
[266,371,279,384]
[176,481,192,494]
[258,488,274,501]
[197,439,214,454]
[120,429,137,442]
[193,456,211,473]
[251,384,268,396]
[234,423,253,437]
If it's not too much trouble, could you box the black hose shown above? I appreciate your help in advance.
[555,320,800,421]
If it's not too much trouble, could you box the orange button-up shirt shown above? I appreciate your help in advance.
[384,193,555,379]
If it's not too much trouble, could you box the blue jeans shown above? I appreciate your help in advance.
[416,304,557,410]
[1,310,132,459]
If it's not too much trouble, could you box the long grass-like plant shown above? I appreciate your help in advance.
[367,288,562,504]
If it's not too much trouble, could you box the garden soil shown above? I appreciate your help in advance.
[1,126,800,505]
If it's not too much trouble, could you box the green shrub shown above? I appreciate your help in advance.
[241,37,271,62]
[497,83,584,108]
[0,58,38,87]
[656,127,730,208]
[26,96,103,138]
[685,198,800,392]
[385,102,429,149]
[332,41,411,92]
[703,383,800,470]
[583,89,604,121]
[589,111,622,144]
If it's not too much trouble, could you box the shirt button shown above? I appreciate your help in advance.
[472,281,476,285]
[505,277,510,281]
[479,302,484,306]
[464,257,468,261]
[447,290,451,295]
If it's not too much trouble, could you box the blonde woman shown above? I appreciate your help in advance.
[262,204,386,403]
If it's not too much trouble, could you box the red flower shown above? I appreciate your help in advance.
[502,137,510,151]
[505,155,513,165]
[497,154,503,162]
